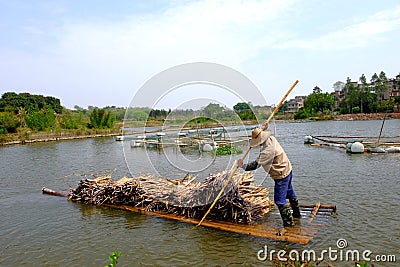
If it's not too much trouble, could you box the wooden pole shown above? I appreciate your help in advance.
[42,187,67,197]
[195,80,299,228]
[308,202,321,223]
[377,113,387,143]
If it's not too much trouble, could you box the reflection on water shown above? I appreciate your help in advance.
[0,120,399,266]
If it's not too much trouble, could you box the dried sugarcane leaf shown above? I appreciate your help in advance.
[67,171,273,224]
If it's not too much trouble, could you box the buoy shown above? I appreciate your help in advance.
[202,143,213,152]
[115,136,124,141]
[304,135,314,144]
[346,142,353,153]
[349,142,364,154]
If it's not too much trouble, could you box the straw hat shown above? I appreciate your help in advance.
[249,128,271,147]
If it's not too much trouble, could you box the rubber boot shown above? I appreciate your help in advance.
[278,205,294,227]
[289,198,301,219]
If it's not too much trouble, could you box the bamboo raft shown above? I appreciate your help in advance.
[43,172,336,244]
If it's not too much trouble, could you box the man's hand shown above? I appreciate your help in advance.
[262,122,269,130]
[237,159,243,168]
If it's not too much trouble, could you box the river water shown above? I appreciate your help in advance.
[1,120,399,266]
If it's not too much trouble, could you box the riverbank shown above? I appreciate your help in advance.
[2,113,399,146]
[0,129,121,146]
[276,112,400,121]
[333,112,400,120]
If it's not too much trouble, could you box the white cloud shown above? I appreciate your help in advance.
[51,0,293,68]
[2,0,399,108]
[31,0,296,107]
[277,5,400,49]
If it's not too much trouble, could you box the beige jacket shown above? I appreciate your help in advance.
[256,136,292,180]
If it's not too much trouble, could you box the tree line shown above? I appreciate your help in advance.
[124,102,267,125]
[0,92,119,134]
[3,70,398,134]
[294,71,400,119]
[0,92,63,114]
[338,71,399,114]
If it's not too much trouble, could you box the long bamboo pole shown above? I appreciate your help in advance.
[377,113,387,143]
[195,80,299,228]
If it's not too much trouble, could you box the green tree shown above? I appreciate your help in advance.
[359,74,367,113]
[149,109,168,119]
[132,111,148,121]
[25,105,56,131]
[295,88,335,118]
[370,72,379,101]
[278,101,289,114]
[114,108,126,121]
[312,86,322,94]
[371,72,379,84]
[233,102,256,120]
[362,91,377,113]
[377,71,388,100]
[393,96,400,112]
[89,108,115,129]
[303,90,335,114]
[202,103,224,119]
[340,79,358,113]
[0,92,63,114]
[74,105,84,111]
[293,108,310,120]
[369,71,389,112]
[333,81,345,92]
[0,112,20,134]
[380,100,394,112]
[59,110,84,129]
[352,106,360,113]
[233,102,251,112]
[44,96,63,114]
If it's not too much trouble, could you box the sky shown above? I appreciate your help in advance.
[1,0,399,110]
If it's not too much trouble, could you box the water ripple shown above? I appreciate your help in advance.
[0,120,399,266]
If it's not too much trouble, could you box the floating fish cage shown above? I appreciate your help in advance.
[124,128,249,151]
[304,135,400,154]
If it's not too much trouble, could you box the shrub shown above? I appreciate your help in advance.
[59,110,85,129]
[25,106,56,131]
[352,106,360,113]
[89,108,115,129]
[294,109,310,120]
[0,112,20,134]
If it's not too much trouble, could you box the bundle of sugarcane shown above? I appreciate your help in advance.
[68,171,273,224]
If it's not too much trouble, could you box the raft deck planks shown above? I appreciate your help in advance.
[100,203,334,244]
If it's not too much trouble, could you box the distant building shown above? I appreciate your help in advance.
[334,76,399,103]
[332,81,355,108]
[287,96,305,113]
[388,74,400,98]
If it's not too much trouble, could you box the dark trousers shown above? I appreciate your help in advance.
[273,171,297,206]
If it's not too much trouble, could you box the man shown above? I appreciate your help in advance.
[238,127,301,227]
